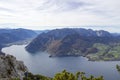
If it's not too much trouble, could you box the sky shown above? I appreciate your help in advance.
[0,0,120,32]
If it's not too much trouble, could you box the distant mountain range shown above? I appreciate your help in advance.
[0,28,38,51]
[26,28,120,61]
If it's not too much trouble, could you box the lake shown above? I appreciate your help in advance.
[2,45,120,80]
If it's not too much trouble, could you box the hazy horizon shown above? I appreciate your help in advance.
[0,25,120,33]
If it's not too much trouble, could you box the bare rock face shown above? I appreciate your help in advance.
[0,54,28,79]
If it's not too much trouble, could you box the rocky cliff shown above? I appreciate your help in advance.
[0,54,28,80]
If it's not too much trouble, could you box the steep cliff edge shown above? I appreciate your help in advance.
[0,54,28,79]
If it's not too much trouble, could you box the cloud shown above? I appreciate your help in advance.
[35,0,90,12]
[0,0,119,31]
[0,7,14,12]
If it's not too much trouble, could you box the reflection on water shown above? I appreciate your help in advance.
[2,45,120,80]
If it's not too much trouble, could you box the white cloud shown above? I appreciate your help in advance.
[0,0,119,31]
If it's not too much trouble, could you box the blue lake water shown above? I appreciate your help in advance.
[2,45,120,80]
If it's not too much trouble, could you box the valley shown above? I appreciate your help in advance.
[0,28,120,80]
[0,0,119,79]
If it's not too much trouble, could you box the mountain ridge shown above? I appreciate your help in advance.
[0,28,38,53]
[25,28,119,56]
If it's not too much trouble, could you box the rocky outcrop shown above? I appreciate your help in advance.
[0,54,28,79]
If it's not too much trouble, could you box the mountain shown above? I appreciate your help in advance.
[112,33,120,37]
[0,54,28,79]
[26,28,120,58]
[0,28,37,39]
[0,28,37,51]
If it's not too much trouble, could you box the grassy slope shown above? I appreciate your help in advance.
[87,43,120,61]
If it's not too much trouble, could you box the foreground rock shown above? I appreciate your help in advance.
[0,54,28,79]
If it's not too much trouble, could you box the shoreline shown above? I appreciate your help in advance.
[2,44,120,62]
